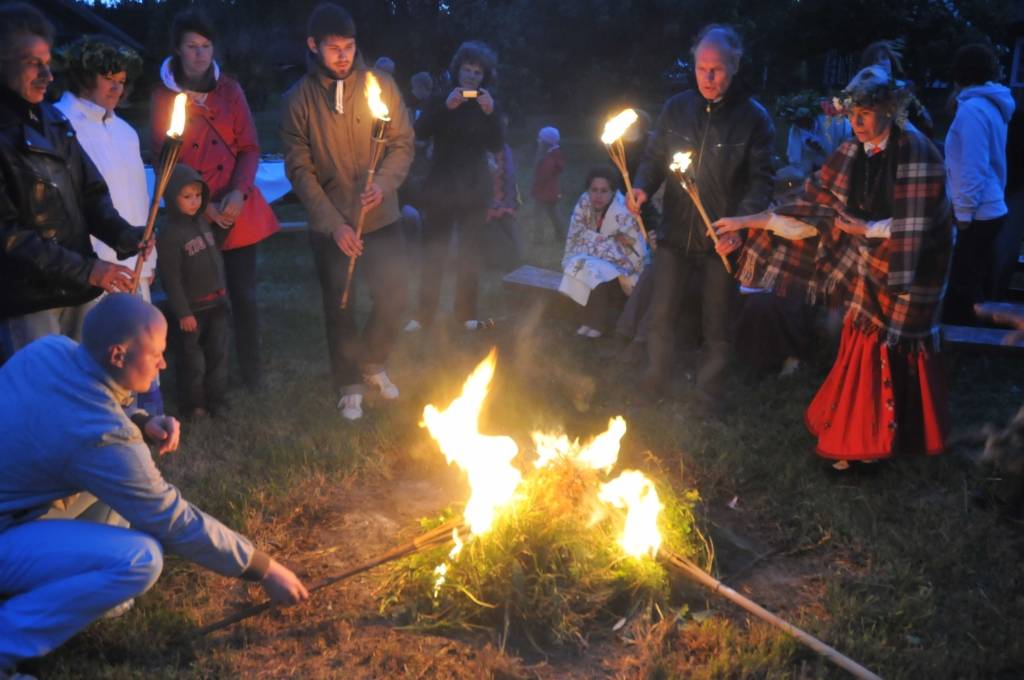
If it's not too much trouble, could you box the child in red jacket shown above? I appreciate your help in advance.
[531,126,565,242]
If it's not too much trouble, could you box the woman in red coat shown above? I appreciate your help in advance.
[151,10,279,391]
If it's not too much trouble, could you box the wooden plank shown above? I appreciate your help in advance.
[942,324,1024,350]
[975,301,1024,322]
[502,265,562,292]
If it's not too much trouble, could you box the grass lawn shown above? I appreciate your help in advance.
[27,117,1024,679]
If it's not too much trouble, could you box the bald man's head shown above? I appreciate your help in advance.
[82,294,167,392]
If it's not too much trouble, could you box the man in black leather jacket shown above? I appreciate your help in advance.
[633,24,774,411]
[0,4,145,363]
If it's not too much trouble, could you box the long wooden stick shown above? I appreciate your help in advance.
[659,548,881,680]
[131,139,183,293]
[606,139,654,250]
[340,122,389,309]
[196,520,467,636]
[671,173,733,274]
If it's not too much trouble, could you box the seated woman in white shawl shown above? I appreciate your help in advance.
[559,167,649,338]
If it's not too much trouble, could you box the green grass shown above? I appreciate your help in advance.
[25,118,1024,679]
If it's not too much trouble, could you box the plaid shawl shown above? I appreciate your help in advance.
[737,125,952,349]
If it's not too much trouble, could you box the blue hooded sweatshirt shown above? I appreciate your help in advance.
[945,82,1016,222]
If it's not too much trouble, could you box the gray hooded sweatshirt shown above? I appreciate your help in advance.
[156,164,227,321]
[945,82,1016,222]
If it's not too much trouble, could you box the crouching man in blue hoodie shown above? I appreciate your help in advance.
[943,42,1016,326]
[0,294,308,677]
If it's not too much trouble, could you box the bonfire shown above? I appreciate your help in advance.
[379,349,706,649]
[200,350,881,679]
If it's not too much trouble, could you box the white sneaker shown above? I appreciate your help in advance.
[365,371,399,400]
[576,325,591,336]
[103,598,135,619]
[404,319,423,332]
[584,328,602,338]
[337,394,363,420]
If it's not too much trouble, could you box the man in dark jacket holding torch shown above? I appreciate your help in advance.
[632,24,774,413]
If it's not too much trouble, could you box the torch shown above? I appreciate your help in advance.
[131,92,187,293]
[601,109,654,250]
[195,519,468,636]
[668,151,732,274]
[340,73,391,310]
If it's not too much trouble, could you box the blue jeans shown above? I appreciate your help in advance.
[0,503,163,668]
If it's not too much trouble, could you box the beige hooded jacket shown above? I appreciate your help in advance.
[280,57,414,237]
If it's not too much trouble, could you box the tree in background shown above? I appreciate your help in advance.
[86,0,1016,115]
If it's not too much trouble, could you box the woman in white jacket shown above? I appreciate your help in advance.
[55,36,163,413]
[560,167,649,338]
[943,43,1016,325]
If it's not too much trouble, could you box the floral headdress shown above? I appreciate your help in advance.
[830,65,913,128]
[55,35,143,88]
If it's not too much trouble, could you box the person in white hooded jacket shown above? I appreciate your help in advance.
[943,43,1016,325]
[54,36,163,414]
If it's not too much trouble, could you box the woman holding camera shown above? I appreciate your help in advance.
[406,41,503,332]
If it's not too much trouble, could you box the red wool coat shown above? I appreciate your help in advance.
[151,75,279,251]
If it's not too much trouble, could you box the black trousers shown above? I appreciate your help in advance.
[176,302,230,411]
[309,222,408,394]
[417,204,487,324]
[943,216,1004,326]
[222,244,262,388]
[583,280,627,333]
[645,248,736,398]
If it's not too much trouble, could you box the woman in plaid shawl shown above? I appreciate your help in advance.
[715,66,954,468]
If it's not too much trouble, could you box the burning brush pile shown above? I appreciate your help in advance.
[379,349,708,649]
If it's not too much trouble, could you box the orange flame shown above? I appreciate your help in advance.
[598,470,663,558]
[365,72,391,121]
[533,416,627,473]
[669,151,693,175]
[167,93,187,137]
[422,349,521,535]
[601,108,639,145]
[432,528,464,596]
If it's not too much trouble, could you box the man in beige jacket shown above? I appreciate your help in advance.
[280,3,414,421]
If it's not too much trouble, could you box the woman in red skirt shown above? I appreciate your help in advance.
[715,66,954,469]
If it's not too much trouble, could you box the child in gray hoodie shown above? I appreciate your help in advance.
[157,164,230,417]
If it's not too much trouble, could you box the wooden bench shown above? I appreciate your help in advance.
[502,264,562,293]
[501,265,576,317]
[942,324,1024,351]
[975,301,1024,326]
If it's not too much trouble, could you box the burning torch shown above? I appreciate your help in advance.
[668,151,732,274]
[601,108,654,250]
[132,92,187,293]
[340,73,391,310]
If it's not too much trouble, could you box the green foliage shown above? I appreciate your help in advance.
[91,0,1019,115]
[774,90,828,124]
[379,460,706,651]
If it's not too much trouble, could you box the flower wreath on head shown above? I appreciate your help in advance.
[828,65,916,129]
[54,35,144,83]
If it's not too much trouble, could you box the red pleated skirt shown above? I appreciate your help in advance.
[805,320,949,461]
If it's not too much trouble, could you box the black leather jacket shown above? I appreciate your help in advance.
[635,86,775,254]
[0,91,142,318]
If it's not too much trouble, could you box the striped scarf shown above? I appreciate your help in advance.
[738,125,953,350]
